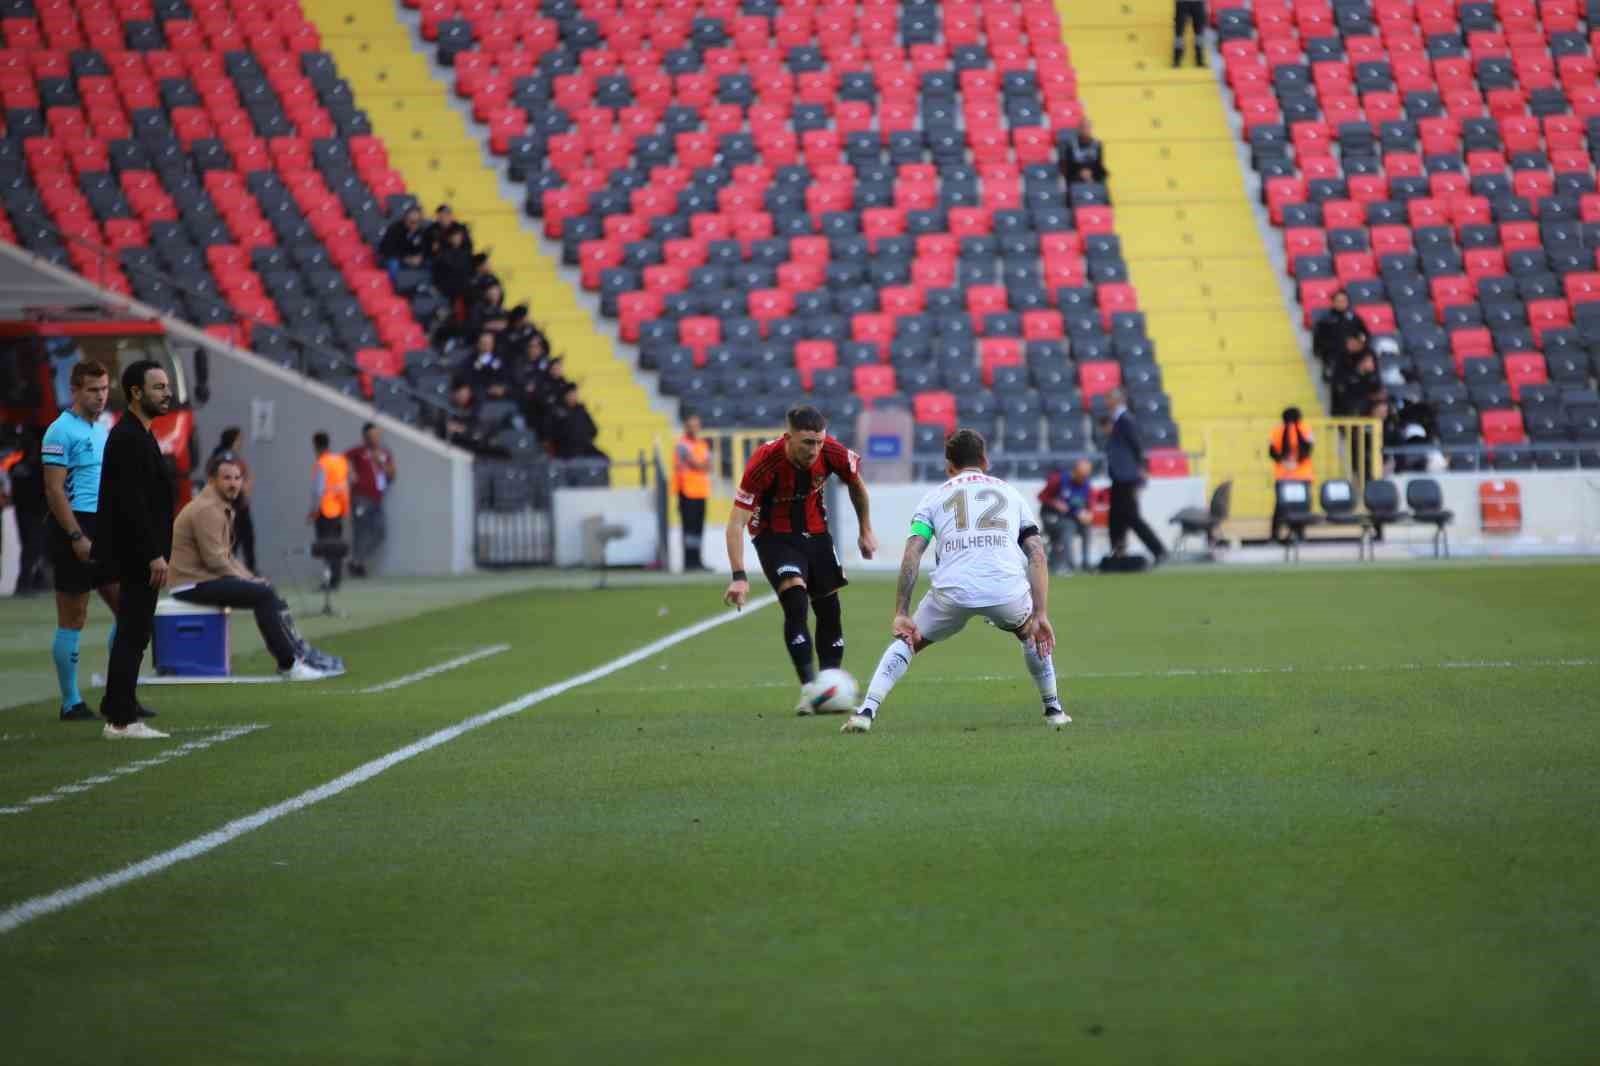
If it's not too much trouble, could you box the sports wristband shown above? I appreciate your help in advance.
[730,569,747,582]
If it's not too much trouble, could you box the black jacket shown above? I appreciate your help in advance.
[1105,409,1145,484]
[96,413,174,576]
[379,221,426,262]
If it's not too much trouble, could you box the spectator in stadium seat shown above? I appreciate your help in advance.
[1312,290,1360,384]
[379,204,427,281]
[499,305,536,360]
[464,282,506,338]
[422,203,467,257]
[307,431,350,591]
[1104,389,1168,564]
[436,381,507,458]
[461,331,513,401]
[1337,346,1383,418]
[1060,120,1108,188]
[431,223,476,307]
[546,384,608,462]
[1039,458,1094,574]
[1268,407,1314,543]
[171,454,342,680]
[344,423,396,579]
[469,253,501,300]
[1173,0,1207,67]
[208,426,256,573]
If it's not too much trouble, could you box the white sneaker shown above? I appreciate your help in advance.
[793,689,815,716]
[1045,709,1072,727]
[281,659,330,681]
[841,713,873,733]
[103,722,169,739]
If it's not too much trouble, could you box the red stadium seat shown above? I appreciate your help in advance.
[794,340,837,389]
[1077,360,1122,400]
[1480,409,1526,445]
[853,365,897,404]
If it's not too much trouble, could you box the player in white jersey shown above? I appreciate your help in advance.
[843,428,1069,733]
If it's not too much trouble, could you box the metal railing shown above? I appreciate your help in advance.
[471,450,660,567]
[1194,417,1383,518]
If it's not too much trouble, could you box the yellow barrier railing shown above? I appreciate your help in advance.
[1194,417,1382,519]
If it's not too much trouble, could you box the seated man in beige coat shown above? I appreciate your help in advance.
[170,454,344,680]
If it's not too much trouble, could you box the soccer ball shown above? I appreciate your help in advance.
[801,669,860,715]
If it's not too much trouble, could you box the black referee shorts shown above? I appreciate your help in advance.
[753,531,848,600]
[48,511,114,595]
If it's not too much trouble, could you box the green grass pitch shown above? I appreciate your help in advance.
[3,563,1598,1064]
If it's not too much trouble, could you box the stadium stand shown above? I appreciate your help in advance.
[1213,0,1600,469]
[411,0,1192,481]
[0,0,625,464]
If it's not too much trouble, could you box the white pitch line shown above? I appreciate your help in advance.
[359,643,512,694]
[0,598,775,935]
[0,725,268,817]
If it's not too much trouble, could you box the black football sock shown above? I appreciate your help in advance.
[812,592,844,671]
[779,585,816,683]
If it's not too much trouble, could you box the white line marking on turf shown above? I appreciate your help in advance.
[0,725,268,817]
[0,599,775,935]
[359,643,511,694]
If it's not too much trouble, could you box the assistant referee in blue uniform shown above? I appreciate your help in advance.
[41,360,119,722]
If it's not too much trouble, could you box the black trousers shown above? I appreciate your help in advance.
[679,495,706,567]
[174,577,302,670]
[1174,1,1206,53]
[102,575,157,726]
[1041,509,1092,571]
[314,515,344,589]
[1109,482,1166,559]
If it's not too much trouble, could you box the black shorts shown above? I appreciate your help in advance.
[754,531,848,600]
[48,511,114,595]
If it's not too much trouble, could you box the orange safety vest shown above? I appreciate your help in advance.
[673,435,710,499]
[316,451,351,519]
[1269,422,1314,481]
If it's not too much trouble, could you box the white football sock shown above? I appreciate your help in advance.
[860,638,914,716]
[1022,641,1061,708]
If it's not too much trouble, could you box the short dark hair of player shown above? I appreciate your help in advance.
[206,452,240,478]
[313,431,330,451]
[121,358,163,398]
[786,405,826,433]
[70,360,109,388]
[945,428,988,470]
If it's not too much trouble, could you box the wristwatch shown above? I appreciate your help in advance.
[68,530,83,542]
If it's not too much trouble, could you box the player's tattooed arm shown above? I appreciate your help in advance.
[1022,533,1048,613]
[894,534,928,615]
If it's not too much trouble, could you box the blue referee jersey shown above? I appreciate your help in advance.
[41,409,109,513]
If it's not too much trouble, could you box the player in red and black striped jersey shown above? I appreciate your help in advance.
[723,405,878,711]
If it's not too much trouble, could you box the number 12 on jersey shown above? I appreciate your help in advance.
[941,487,1010,532]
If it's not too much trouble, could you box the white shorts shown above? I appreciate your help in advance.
[912,587,1033,644]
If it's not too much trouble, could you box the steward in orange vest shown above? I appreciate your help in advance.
[1269,408,1315,481]
[674,413,711,571]
[309,431,351,589]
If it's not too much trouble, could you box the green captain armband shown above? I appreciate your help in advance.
[909,520,933,541]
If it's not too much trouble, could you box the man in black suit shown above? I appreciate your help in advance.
[1104,388,1168,565]
[96,359,175,739]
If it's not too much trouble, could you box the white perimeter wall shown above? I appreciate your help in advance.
[551,471,1600,572]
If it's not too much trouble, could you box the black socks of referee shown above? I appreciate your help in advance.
[780,585,816,684]
[812,592,844,671]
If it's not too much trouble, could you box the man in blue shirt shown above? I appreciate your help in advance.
[1038,458,1095,574]
[41,360,121,721]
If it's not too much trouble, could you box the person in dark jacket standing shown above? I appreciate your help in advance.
[1103,388,1168,565]
[96,359,175,739]
[1174,0,1207,67]
[1312,290,1360,384]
